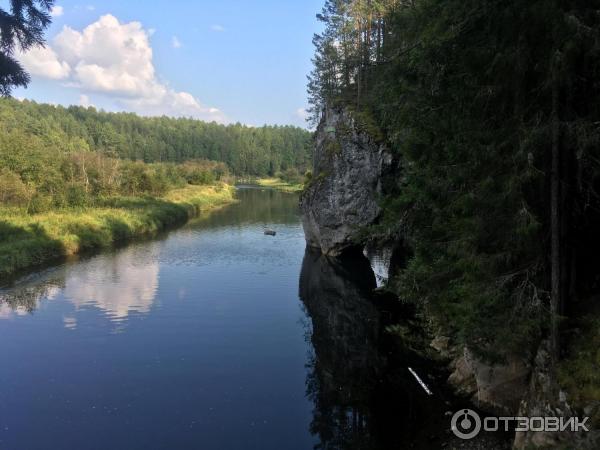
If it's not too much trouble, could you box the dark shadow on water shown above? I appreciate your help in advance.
[299,248,461,450]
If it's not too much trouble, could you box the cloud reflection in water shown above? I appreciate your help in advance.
[0,245,160,328]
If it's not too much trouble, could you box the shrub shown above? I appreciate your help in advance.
[280,168,304,185]
[0,168,31,206]
[65,183,89,208]
[27,193,53,214]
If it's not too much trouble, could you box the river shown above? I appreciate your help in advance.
[0,187,460,450]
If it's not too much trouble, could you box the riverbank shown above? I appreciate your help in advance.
[246,177,304,193]
[0,184,236,279]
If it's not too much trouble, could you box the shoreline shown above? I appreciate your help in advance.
[236,177,304,193]
[0,184,237,281]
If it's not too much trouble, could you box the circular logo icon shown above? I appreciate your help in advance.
[451,409,481,440]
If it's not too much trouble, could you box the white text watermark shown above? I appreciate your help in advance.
[451,409,590,440]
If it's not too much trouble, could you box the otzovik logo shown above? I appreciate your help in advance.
[451,409,481,440]
[450,409,591,440]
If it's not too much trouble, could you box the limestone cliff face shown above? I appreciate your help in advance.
[300,108,392,256]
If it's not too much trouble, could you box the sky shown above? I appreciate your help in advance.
[14,0,324,128]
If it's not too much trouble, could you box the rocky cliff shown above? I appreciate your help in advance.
[300,108,393,256]
[299,107,599,449]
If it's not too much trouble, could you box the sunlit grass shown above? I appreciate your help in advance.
[255,177,304,193]
[0,184,236,278]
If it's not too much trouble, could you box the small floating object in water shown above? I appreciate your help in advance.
[408,367,433,396]
[264,229,276,236]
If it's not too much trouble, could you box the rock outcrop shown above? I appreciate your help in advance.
[513,341,600,449]
[447,346,530,415]
[300,108,393,256]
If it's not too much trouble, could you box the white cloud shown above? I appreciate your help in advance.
[19,45,71,79]
[210,24,225,32]
[50,5,64,17]
[19,14,226,122]
[86,5,95,11]
[171,36,182,48]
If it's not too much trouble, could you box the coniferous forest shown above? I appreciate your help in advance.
[307,0,600,432]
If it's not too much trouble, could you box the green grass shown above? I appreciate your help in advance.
[0,184,235,278]
[254,177,304,193]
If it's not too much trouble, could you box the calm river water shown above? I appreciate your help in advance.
[0,187,456,450]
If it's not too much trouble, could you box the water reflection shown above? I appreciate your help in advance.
[195,186,301,228]
[0,188,315,450]
[0,188,299,328]
[0,278,62,318]
[64,246,159,321]
[0,244,159,326]
[0,188,458,449]
[300,250,381,449]
[299,249,454,449]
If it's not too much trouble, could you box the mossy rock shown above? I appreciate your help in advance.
[324,139,342,156]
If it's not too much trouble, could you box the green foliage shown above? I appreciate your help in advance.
[65,184,89,208]
[0,98,312,176]
[27,193,53,215]
[324,138,342,156]
[0,168,30,205]
[349,108,384,143]
[309,0,600,361]
[279,167,305,185]
[0,1,54,96]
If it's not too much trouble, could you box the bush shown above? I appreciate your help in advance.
[0,168,31,206]
[187,170,216,185]
[27,193,53,214]
[280,168,304,185]
[65,183,89,208]
[304,170,313,182]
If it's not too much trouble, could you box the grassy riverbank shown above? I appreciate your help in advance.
[254,177,304,193]
[0,184,235,279]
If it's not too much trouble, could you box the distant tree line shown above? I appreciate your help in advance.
[0,98,312,176]
[0,98,312,213]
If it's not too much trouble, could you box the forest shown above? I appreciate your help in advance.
[0,98,312,179]
[308,0,600,425]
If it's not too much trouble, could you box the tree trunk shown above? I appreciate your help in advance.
[550,51,561,360]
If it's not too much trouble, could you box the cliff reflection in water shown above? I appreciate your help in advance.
[0,244,159,325]
[299,249,452,450]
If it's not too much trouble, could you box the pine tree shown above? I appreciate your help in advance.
[0,0,54,96]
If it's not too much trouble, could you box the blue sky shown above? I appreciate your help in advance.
[15,0,323,128]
